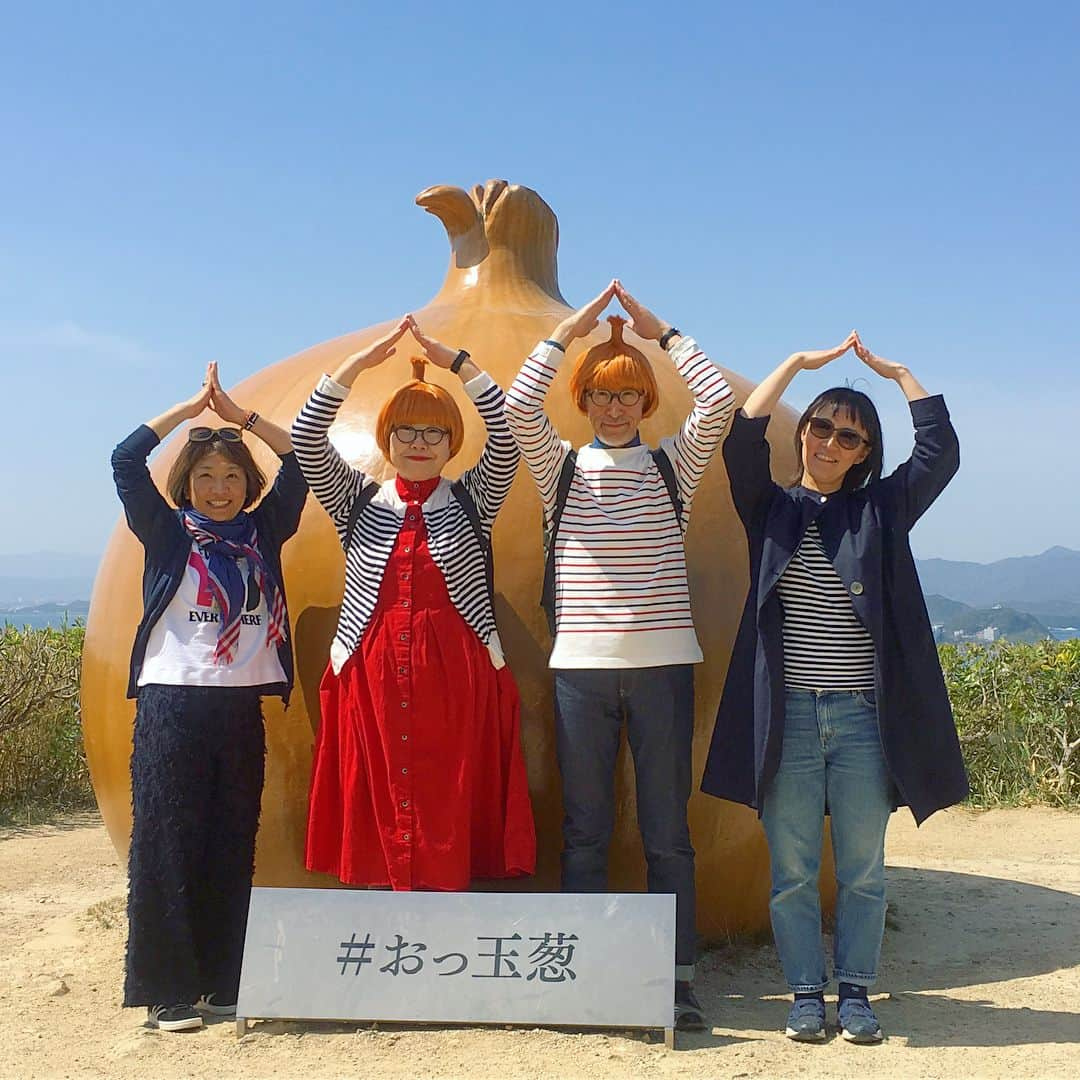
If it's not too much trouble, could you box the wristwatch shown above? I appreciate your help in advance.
[659,327,681,351]
[450,349,470,374]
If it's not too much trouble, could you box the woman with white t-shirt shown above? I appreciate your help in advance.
[110,362,306,1032]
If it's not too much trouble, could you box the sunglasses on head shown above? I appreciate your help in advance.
[392,424,450,446]
[806,416,870,451]
[189,426,242,443]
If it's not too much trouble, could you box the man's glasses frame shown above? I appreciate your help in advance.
[586,388,644,407]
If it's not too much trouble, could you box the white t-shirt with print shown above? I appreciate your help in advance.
[138,542,287,688]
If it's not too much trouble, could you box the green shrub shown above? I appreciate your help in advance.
[940,639,1080,807]
[0,623,93,820]
[1,627,1077,819]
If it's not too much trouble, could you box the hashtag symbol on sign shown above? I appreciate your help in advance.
[337,931,376,975]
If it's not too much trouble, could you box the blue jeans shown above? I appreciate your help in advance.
[553,665,696,978]
[761,689,894,992]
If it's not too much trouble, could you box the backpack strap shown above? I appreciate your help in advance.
[345,478,495,610]
[540,451,577,636]
[650,446,685,527]
[342,480,380,553]
[450,479,495,610]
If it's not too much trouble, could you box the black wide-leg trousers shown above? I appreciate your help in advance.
[123,684,265,1007]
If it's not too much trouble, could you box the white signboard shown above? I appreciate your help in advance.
[237,888,674,1032]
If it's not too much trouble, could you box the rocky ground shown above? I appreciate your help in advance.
[1,807,1077,1079]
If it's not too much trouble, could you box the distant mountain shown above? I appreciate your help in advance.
[0,599,91,630]
[923,594,970,622]
[924,594,1051,643]
[916,546,1080,619]
[0,551,99,605]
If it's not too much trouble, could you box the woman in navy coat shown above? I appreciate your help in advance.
[702,331,966,1044]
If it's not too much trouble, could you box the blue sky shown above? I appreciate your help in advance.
[2,1,1077,563]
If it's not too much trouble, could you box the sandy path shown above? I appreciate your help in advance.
[1,807,1077,1079]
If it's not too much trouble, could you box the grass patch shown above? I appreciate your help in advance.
[0,623,94,819]
[942,639,1080,808]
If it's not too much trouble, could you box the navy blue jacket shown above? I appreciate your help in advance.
[701,395,968,824]
[111,424,308,702]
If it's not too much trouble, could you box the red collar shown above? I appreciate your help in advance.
[395,475,441,504]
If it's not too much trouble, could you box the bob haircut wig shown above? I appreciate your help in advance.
[793,387,884,493]
[568,316,659,418]
[376,358,465,458]
[166,435,267,510]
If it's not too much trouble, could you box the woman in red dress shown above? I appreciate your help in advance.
[291,316,535,890]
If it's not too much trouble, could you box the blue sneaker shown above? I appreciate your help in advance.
[838,996,883,1043]
[785,997,826,1042]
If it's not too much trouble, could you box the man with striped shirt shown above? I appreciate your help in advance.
[505,279,735,1029]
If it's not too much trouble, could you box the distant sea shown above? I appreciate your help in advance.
[1,603,90,631]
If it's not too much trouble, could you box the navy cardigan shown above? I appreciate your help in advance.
[111,424,308,702]
[701,395,968,825]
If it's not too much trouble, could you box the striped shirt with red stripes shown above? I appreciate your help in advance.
[505,336,735,668]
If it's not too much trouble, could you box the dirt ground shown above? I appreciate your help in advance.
[1,807,1077,1080]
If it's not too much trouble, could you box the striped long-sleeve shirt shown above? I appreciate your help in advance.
[291,371,519,672]
[505,336,735,668]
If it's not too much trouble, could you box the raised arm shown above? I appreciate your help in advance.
[198,364,307,539]
[612,281,735,512]
[407,317,518,525]
[504,283,616,514]
[206,361,292,454]
[855,334,959,526]
[721,334,855,526]
[112,367,215,544]
[290,318,410,529]
[741,332,858,418]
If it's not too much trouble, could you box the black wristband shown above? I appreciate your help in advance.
[543,338,566,353]
[450,349,470,374]
[659,327,681,351]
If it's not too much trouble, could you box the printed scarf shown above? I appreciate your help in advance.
[182,510,287,664]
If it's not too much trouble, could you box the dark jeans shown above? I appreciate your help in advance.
[553,665,697,975]
[124,684,265,1007]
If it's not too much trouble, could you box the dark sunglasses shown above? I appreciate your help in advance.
[189,426,242,443]
[392,424,449,446]
[806,416,871,451]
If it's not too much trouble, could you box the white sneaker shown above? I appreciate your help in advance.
[195,993,237,1016]
[147,1004,203,1031]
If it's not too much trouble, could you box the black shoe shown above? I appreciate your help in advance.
[674,981,707,1031]
[195,993,237,1016]
[146,1004,203,1031]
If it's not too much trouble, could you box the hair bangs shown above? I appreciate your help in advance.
[570,350,659,417]
[793,386,885,492]
[376,381,464,457]
[166,436,266,509]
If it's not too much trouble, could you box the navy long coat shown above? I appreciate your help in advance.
[701,395,968,825]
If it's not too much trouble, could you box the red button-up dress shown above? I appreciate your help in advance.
[305,475,536,890]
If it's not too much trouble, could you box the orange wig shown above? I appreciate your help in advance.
[568,316,659,418]
[376,358,465,457]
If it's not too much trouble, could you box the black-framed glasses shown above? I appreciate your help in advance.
[189,426,242,443]
[807,416,871,451]
[587,388,643,407]
[392,425,450,446]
